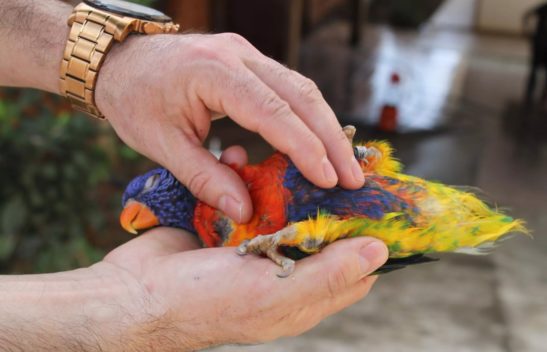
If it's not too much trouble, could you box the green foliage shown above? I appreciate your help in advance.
[0,89,149,274]
[0,90,110,273]
[0,0,162,274]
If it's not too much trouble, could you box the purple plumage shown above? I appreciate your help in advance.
[122,168,197,234]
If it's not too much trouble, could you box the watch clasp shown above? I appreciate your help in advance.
[140,21,180,34]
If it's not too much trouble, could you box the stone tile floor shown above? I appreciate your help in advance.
[208,23,547,352]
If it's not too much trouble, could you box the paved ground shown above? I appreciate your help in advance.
[208,23,547,352]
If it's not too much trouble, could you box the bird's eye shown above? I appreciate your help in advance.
[143,174,160,192]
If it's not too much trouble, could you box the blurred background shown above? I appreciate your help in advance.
[1,0,546,351]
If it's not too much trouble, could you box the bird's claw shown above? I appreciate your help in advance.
[236,240,250,256]
[277,258,296,278]
[343,125,381,166]
[234,227,297,277]
[354,145,381,165]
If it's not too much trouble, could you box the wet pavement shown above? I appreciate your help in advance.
[209,23,547,352]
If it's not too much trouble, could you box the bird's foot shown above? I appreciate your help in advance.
[236,226,297,278]
[342,125,381,165]
[354,146,381,165]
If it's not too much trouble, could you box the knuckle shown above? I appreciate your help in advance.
[325,262,353,298]
[185,169,213,199]
[220,32,250,47]
[297,77,322,103]
[272,63,292,80]
[259,94,291,120]
[189,43,222,62]
[298,131,324,157]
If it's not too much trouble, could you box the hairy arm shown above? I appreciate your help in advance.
[0,264,180,352]
[0,227,387,352]
[0,0,70,92]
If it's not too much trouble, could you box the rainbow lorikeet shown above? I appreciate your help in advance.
[120,126,527,277]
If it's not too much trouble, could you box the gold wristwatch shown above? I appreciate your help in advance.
[60,0,179,119]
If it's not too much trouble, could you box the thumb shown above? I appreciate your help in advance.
[296,237,388,299]
[167,141,253,223]
[103,227,201,270]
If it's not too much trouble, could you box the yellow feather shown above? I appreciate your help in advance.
[288,139,529,258]
[292,211,527,258]
[355,140,402,175]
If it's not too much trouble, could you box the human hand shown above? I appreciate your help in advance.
[99,227,388,350]
[95,33,365,223]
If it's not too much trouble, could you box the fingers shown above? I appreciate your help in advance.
[166,134,253,223]
[282,275,380,337]
[207,65,339,189]
[243,237,387,338]
[219,145,248,169]
[219,33,363,188]
[277,238,385,336]
[292,237,388,301]
[244,57,365,189]
[318,275,379,319]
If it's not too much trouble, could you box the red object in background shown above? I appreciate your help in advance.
[378,105,398,132]
[378,72,401,132]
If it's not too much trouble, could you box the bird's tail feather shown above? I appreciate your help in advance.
[373,254,439,275]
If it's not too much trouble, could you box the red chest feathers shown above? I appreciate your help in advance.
[193,153,290,247]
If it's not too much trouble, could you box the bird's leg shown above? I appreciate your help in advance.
[237,226,298,278]
[342,125,381,166]
[354,146,382,165]
[343,125,371,163]
[343,125,366,162]
[354,146,369,164]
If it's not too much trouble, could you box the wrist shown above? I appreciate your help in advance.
[0,263,165,351]
[0,0,71,93]
[94,33,143,122]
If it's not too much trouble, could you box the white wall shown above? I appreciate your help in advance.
[430,0,477,29]
[477,0,544,34]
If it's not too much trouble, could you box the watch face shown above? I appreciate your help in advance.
[84,0,172,22]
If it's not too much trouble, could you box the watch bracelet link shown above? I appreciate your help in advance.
[60,10,123,119]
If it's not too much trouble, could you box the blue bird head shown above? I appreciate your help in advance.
[120,168,197,235]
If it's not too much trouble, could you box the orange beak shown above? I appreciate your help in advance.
[120,201,160,234]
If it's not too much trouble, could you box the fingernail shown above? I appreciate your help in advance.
[359,241,387,275]
[322,157,338,185]
[351,157,365,184]
[219,195,243,223]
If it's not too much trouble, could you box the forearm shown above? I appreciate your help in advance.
[0,0,71,93]
[0,263,171,351]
